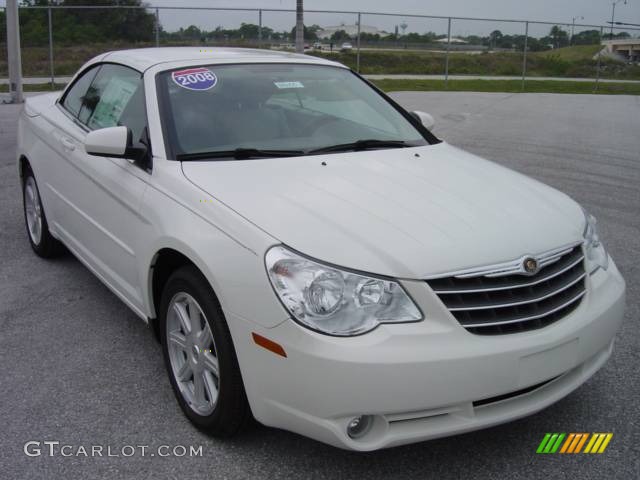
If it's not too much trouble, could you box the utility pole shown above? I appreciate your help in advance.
[570,16,583,45]
[296,0,304,53]
[356,13,361,72]
[521,21,529,91]
[6,0,23,103]
[610,0,628,40]
[155,8,160,47]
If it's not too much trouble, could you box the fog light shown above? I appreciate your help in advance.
[347,415,372,439]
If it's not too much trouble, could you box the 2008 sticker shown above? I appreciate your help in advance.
[172,68,217,91]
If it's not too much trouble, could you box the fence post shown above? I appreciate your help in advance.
[6,0,23,103]
[521,21,529,91]
[445,17,451,89]
[48,6,54,88]
[356,12,362,73]
[595,26,604,92]
[154,8,160,47]
[258,9,263,47]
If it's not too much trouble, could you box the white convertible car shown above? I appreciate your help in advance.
[18,48,625,451]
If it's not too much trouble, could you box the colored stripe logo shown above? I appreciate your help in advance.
[536,433,613,454]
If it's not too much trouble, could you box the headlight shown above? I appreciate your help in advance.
[583,210,608,272]
[265,246,422,336]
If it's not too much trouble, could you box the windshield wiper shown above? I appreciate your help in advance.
[307,139,411,155]
[177,148,306,161]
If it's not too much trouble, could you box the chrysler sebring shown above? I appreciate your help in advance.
[17,48,625,450]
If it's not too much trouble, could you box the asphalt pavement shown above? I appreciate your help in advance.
[0,92,638,479]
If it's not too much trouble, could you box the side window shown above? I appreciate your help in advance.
[61,65,101,118]
[77,64,147,143]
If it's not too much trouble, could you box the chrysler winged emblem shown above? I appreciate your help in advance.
[523,257,539,275]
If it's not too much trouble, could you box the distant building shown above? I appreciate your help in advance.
[316,24,389,39]
[601,39,640,62]
[434,37,468,44]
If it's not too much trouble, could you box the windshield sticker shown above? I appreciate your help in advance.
[172,68,217,91]
[274,81,304,89]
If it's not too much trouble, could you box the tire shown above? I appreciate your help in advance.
[22,166,64,258]
[159,265,251,437]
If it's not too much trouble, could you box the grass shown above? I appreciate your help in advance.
[312,48,640,80]
[9,79,638,96]
[533,45,602,61]
[0,42,157,77]
[2,42,638,81]
[371,78,640,95]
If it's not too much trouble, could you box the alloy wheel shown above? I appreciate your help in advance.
[24,176,43,245]
[166,292,220,415]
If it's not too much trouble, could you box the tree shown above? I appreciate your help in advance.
[400,32,437,44]
[489,30,503,49]
[180,26,202,40]
[571,30,601,45]
[330,30,351,43]
[549,26,569,49]
[307,24,322,36]
[359,32,381,42]
[463,35,484,46]
[238,23,259,39]
[290,24,318,42]
[17,0,157,46]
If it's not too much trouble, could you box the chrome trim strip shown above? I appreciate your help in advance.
[423,241,583,280]
[483,245,575,278]
[461,290,586,328]
[448,272,586,311]
[461,245,577,279]
[432,255,584,294]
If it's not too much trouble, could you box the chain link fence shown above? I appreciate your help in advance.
[3,5,640,90]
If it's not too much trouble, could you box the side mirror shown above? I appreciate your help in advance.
[85,126,147,162]
[411,111,435,131]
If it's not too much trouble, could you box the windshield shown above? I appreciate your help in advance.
[158,63,433,159]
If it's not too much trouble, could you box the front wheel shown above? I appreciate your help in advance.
[159,265,251,436]
[22,167,64,258]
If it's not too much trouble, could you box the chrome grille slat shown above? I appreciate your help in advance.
[462,290,586,328]
[440,242,581,279]
[431,254,584,294]
[426,245,586,335]
[447,272,586,311]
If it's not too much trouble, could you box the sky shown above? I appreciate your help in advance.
[145,0,640,37]
[4,1,639,37]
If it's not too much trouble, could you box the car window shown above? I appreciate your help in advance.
[159,64,431,158]
[61,65,101,118]
[266,86,397,133]
[78,64,147,142]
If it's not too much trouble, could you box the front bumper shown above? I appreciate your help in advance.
[228,258,626,451]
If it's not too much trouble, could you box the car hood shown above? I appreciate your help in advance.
[181,143,585,278]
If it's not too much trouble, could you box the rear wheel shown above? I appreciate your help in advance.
[160,266,251,436]
[22,168,64,258]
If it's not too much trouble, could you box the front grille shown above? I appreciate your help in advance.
[426,244,586,335]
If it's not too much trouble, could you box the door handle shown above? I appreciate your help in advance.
[60,137,76,151]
